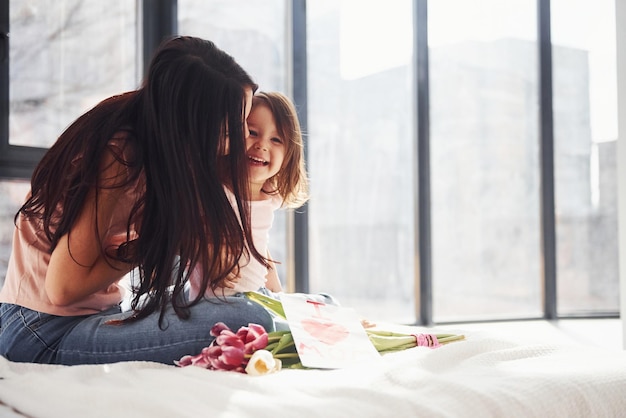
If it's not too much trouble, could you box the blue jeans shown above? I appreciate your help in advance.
[0,296,273,365]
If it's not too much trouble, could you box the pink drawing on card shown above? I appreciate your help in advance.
[300,317,349,345]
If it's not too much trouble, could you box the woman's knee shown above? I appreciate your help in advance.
[194,297,274,332]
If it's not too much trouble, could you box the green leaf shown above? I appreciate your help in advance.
[271,333,296,355]
[245,291,287,319]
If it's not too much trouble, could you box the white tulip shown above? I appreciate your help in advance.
[245,350,282,376]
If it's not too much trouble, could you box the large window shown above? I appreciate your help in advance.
[0,1,620,324]
[552,0,619,315]
[428,0,541,321]
[306,0,416,322]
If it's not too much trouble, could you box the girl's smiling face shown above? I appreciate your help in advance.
[245,103,285,199]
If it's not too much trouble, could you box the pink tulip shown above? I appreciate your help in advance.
[189,353,212,368]
[215,332,245,349]
[176,322,272,373]
[174,355,194,367]
[174,352,212,369]
[237,323,269,354]
[210,322,231,337]
[205,345,245,370]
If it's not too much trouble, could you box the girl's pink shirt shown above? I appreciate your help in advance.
[0,137,143,316]
[188,189,283,299]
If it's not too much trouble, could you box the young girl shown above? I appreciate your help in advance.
[0,36,273,365]
[189,91,309,300]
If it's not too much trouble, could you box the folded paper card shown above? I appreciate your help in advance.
[280,293,381,369]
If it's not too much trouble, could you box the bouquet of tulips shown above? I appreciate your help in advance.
[175,291,464,375]
[175,321,293,375]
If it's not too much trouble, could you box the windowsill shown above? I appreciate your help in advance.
[374,318,623,351]
[435,318,623,351]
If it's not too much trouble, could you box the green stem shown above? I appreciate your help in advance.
[273,353,301,360]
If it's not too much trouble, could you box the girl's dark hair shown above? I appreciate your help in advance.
[19,36,261,325]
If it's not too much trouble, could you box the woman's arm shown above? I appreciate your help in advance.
[45,149,135,306]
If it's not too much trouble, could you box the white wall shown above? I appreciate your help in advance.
[616,0,626,349]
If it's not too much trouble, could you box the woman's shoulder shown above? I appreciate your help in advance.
[108,128,135,148]
[100,129,143,188]
[106,129,139,163]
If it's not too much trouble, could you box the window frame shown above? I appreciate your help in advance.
[0,2,46,179]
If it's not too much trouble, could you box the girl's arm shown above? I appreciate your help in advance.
[45,149,135,306]
[264,249,282,292]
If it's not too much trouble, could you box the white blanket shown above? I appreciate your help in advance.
[1,331,625,418]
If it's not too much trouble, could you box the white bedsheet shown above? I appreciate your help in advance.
[1,330,625,418]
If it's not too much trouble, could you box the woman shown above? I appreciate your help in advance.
[0,36,273,365]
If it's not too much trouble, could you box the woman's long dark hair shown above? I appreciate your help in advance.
[18,36,262,324]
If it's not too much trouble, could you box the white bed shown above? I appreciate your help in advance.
[1,324,625,418]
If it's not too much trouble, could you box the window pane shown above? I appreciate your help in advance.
[307,0,416,322]
[178,0,287,93]
[429,0,541,321]
[178,0,290,284]
[0,180,30,287]
[9,0,138,148]
[552,0,619,315]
